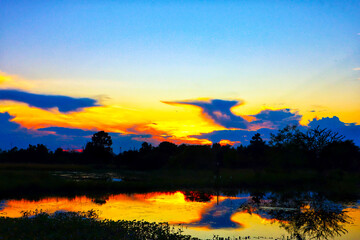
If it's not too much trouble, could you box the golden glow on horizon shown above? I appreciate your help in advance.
[0,101,222,144]
[0,71,359,146]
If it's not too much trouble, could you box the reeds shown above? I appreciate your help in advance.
[0,210,193,240]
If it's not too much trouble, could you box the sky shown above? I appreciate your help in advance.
[0,0,359,151]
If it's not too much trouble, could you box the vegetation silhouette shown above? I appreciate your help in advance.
[84,131,113,163]
[182,191,213,202]
[0,126,359,173]
[0,210,193,240]
[239,192,353,240]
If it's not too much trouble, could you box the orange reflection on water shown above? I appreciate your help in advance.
[0,192,217,225]
[1,192,359,240]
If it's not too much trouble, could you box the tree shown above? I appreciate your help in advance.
[158,141,177,154]
[26,144,50,163]
[84,131,113,163]
[269,125,349,169]
[90,131,113,152]
[320,140,360,171]
[269,125,305,148]
[270,125,345,155]
[248,133,268,168]
[139,142,153,154]
[250,133,265,145]
[304,126,344,155]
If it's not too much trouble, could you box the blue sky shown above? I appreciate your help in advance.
[0,0,359,150]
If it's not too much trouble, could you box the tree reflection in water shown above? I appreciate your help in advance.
[240,192,353,240]
[182,191,213,202]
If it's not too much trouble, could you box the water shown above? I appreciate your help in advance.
[1,191,359,239]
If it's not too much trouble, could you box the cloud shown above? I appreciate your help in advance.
[0,112,19,134]
[191,128,275,146]
[251,109,302,129]
[38,127,95,137]
[0,112,60,150]
[163,99,248,129]
[37,126,146,151]
[353,68,360,71]
[308,116,360,146]
[0,112,99,150]
[187,198,247,229]
[0,112,144,152]
[192,116,359,147]
[163,99,302,132]
[0,89,98,113]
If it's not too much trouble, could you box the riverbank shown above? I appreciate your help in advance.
[0,163,359,200]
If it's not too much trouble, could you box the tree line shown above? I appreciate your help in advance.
[0,126,359,172]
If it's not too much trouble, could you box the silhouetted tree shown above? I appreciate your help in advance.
[0,125,358,172]
[84,131,113,163]
[320,140,360,171]
[250,133,264,145]
[25,144,50,163]
[139,142,153,154]
[304,126,344,157]
[182,191,213,202]
[54,148,64,156]
[269,125,304,148]
[240,192,352,240]
[158,141,177,155]
[90,131,113,152]
[247,133,268,168]
[268,125,350,169]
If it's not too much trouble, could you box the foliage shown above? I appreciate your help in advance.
[0,210,192,240]
[90,131,113,152]
[0,127,358,173]
[84,131,113,163]
[240,192,353,240]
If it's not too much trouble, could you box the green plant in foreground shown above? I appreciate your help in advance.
[0,210,193,240]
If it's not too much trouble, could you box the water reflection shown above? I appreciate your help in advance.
[0,191,358,239]
[239,192,354,239]
[183,191,213,203]
[187,197,247,229]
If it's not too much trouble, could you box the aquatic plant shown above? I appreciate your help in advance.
[0,210,193,240]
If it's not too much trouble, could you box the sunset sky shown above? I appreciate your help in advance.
[1,0,359,151]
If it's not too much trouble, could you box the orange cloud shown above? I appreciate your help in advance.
[2,70,355,148]
[219,139,240,146]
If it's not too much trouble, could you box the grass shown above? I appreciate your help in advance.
[0,210,194,240]
[0,163,91,171]
[0,210,267,240]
